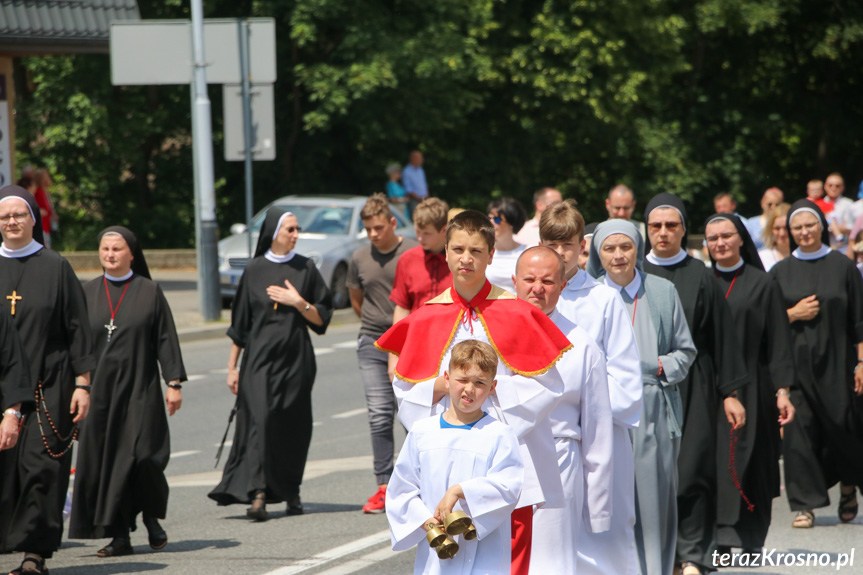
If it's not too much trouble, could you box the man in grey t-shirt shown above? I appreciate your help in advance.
[347,194,417,514]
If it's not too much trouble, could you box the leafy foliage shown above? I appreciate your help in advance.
[12,0,863,248]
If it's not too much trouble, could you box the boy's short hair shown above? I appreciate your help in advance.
[487,197,527,234]
[449,340,498,378]
[413,198,450,231]
[446,210,495,252]
[361,193,393,221]
[807,179,823,189]
[539,199,585,243]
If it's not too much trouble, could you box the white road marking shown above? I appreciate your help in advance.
[169,450,201,459]
[210,368,229,374]
[314,347,335,356]
[186,374,206,382]
[169,455,372,487]
[311,546,405,575]
[213,440,232,448]
[313,421,323,427]
[261,530,391,575]
[332,340,358,349]
[331,408,366,419]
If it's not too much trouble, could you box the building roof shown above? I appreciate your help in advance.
[0,0,140,55]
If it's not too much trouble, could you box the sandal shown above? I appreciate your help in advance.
[681,562,703,575]
[143,515,168,550]
[792,509,814,528]
[286,496,304,516]
[838,484,858,523]
[246,491,268,522]
[9,555,48,574]
[96,537,134,557]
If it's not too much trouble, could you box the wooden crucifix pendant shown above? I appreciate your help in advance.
[6,290,22,316]
[105,318,118,342]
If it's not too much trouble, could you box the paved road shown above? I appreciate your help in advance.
[2,322,861,574]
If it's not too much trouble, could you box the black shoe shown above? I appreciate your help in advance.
[143,516,168,550]
[246,492,268,521]
[286,496,304,516]
[97,538,134,558]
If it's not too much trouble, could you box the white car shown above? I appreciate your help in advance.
[218,195,414,308]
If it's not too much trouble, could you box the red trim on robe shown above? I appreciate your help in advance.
[375,280,572,382]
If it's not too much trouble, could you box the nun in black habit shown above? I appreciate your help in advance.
[642,193,748,575]
[209,207,333,521]
[0,186,96,575]
[70,226,187,557]
[703,213,796,553]
[769,200,863,529]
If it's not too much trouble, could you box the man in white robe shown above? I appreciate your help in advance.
[513,247,615,575]
[539,200,643,575]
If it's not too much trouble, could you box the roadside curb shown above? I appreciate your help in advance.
[177,309,359,343]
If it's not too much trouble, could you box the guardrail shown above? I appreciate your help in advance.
[62,250,198,271]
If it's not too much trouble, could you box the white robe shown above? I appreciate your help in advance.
[393,315,565,510]
[557,269,642,575]
[530,310,615,575]
[387,414,524,575]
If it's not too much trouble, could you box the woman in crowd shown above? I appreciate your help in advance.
[209,208,333,521]
[769,200,863,529]
[0,185,94,575]
[485,197,527,292]
[757,203,791,271]
[70,227,186,557]
[587,219,697,575]
[385,164,410,221]
[703,213,795,557]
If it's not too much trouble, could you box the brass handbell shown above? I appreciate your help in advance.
[435,536,459,559]
[426,522,459,559]
[463,524,477,540]
[444,510,473,535]
[426,523,448,548]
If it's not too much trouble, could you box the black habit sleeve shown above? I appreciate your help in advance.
[846,262,863,345]
[305,259,333,336]
[765,277,797,391]
[226,266,253,348]
[153,285,188,383]
[60,258,96,376]
[0,312,31,412]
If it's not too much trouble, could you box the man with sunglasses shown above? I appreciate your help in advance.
[643,193,748,575]
[744,188,784,250]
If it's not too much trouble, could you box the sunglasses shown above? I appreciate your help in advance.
[489,215,503,225]
[647,221,681,231]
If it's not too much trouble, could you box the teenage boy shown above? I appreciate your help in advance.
[387,340,524,575]
[539,200,643,575]
[348,194,418,514]
[377,210,570,575]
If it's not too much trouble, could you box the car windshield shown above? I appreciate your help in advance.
[251,204,355,236]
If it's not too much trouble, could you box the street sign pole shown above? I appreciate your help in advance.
[191,0,221,321]
[238,19,254,260]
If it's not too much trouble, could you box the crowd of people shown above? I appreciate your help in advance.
[1,162,862,575]
[361,166,863,575]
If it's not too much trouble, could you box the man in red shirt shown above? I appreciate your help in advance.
[390,198,451,316]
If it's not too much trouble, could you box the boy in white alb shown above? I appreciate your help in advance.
[386,341,524,575]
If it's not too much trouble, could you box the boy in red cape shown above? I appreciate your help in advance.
[376,210,571,575]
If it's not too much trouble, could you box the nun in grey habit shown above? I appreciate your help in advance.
[588,220,697,575]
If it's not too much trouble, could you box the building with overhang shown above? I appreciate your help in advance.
[0,0,140,184]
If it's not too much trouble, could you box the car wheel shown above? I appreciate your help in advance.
[331,264,350,309]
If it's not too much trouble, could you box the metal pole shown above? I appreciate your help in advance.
[238,19,254,259]
[191,0,221,321]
